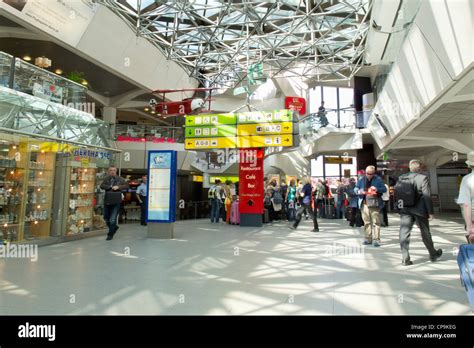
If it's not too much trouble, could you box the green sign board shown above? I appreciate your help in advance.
[185,125,237,138]
[237,110,293,124]
[185,113,237,126]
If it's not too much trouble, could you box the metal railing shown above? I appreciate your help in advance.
[115,124,184,143]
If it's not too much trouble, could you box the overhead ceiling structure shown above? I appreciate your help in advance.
[103,0,372,88]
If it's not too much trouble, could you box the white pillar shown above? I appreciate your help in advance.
[102,106,117,137]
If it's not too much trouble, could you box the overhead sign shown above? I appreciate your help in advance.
[185,137,237,150]
[210,176,239,184]
[192,175,203,182]
[237,135,293,148]
[185,113,236,126]
[285,97,306,115]
[325,156,353,164]
[237,110,293,124]
[237,122,293,136]
[185,125,236,138]
[147,151,177,222]
[239,148,264,214]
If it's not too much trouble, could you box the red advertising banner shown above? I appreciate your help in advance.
[154,100,192,115]
[285,96,306,115]
[239,148,264,214]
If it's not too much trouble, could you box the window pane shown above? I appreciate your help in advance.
[322,87,337,126]
[309,86,322,114]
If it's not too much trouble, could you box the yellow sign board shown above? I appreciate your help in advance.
[81,158,90,167]
[237,122,293,136]
[192,175,203,182]
[237,135,293,148]
[185,137,237,150]
[325,156,353,164]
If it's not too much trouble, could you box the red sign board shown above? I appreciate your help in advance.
[154,100,192,116]
[239,148,264,214]
[116,135,176,143]
[285,96,306,115]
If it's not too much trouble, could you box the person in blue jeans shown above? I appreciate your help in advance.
[100,166,129,240]
[208,179,223,223]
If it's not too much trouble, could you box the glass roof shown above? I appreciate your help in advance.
[105,0,371,88]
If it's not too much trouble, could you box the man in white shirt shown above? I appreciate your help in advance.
[457,151,474,242]
[136,175,147,226]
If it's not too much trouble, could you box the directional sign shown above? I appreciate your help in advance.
[237,135,293,148]
[237,110,293,124]
[185,113,236,126]
[185,137,237,150]
[185,125,237,138]
[237,122,293,136]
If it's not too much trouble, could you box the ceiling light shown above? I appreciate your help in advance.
[23,55,32,61]
[144,108,150,111]
[151,111,156,114]
[55,69,63,75]
[81,80,88,86]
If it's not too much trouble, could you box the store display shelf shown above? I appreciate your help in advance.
[73,204,93,207]
[70,179,95,182]
[70,192,95,194]
[24,219,49,223]
[29,168,52,171]
[0,223,20,227]
[28,185,52,188]
[0,203,21,206]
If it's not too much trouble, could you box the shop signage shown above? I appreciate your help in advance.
[147,151,177,222]
[325,156,353,164]
[185,113,237,126]
[237,122,293,136]
[186,125,237,138]
[192,175,203,182]
[185,137,238,150]
[285,97,306,115]
[237,135,293,148]
[73,148,112,160]
[239,148,264,214]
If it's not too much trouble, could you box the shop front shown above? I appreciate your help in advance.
[0,131,119,244]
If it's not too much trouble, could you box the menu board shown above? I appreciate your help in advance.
[147,151,176,222]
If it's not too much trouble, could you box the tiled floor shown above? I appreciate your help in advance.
[0,214,471,315]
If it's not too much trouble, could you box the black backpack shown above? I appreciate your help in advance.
[272,190,283,204]
[394,174,417,207]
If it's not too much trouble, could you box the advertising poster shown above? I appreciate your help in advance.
[0,0,98,47]
[147,151,176,222]
[239,148,264,214]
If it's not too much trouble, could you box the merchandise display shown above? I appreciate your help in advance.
[0,142,24,243]
[67,166,96,235]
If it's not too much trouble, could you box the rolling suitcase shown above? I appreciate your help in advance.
[230,200,240,225]
[324,198,336,219]
[457,244,474,311]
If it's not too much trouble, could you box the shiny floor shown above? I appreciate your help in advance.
[0,213,471,315]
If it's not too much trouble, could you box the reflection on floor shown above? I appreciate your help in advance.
[0,213,471,315]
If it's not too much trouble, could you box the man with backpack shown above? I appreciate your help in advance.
[208,179,223,223]
[396,159,442,266]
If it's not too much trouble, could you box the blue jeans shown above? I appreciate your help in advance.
[104,204,121,236]
[336,200,345,219]
[210,199,221,222]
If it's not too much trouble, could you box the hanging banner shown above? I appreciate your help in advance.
[239,148,264,214]
[147,151,177,222]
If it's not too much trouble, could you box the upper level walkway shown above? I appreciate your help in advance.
[0,213,470,315]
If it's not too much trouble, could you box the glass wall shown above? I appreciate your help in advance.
[308,85,355,128]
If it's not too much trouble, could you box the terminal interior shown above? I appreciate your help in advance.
[0,0,473,315]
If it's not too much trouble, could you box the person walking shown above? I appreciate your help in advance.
[136,175,148,226]
[286,179,297,221]
[314,180,326,218]
[346,178,360,227]
[396,159,442,265]
[335,180,346,219]
[355,166,386,247]
[100,166,129,240]
[381,183,390,227]
[457,151,474,243]
[289,177,319,232]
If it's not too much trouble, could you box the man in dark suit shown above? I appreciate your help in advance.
[398,159,442,266]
